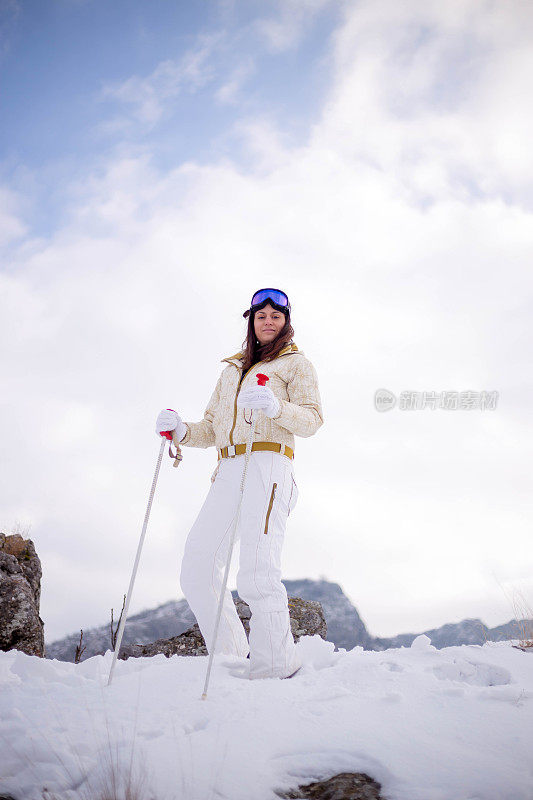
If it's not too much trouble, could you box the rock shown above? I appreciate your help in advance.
[283,579,373,651]
[0,533,45,657]
[275,771,383,799]
[288,596,327,642]
[119,595,326,660]
[119,624,208,660]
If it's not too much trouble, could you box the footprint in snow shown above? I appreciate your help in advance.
[382,661,404,673]
[432,659,511,687]
[183,716,210,735]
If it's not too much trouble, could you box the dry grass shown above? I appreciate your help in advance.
[480,576,533,652]
[0,519,31,539]
[509,590,533,651]
[10,520,33,538]
[0,668,156,800]
[40,747,150,800]
[0,520,33,538]
[478,620,493,646]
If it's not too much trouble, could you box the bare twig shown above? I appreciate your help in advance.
[110,594,127,652]
[75,629,87,664]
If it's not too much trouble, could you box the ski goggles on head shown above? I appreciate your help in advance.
[251,288,289,309]
[248,287,290,312]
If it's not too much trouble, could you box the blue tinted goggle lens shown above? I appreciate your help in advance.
[250,289,289,308]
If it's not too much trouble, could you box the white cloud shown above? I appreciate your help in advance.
[321,0,533,204]
[254,0,340,52]
[215,61,255,105]
[99,33,223,129]
[2,0,533,641]
[0,186,27,246]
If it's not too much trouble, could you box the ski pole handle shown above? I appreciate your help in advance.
[159,408,183,467]
[159,408,176,441]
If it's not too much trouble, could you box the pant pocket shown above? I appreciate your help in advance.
[263,482,277,535]
[288,474,299,515]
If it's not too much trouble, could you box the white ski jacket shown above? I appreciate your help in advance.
[178,342,323,454]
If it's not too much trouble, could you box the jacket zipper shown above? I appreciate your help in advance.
[264,483,277,535]
[229,361,263,446]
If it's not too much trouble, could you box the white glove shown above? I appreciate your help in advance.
[155,409,187,441]
[237,386,281,419]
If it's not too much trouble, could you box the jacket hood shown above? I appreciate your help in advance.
[221,341,300,366]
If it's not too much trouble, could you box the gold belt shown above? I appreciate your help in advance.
[218,441,294,460]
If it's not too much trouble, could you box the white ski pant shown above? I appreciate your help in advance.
[179,450,299,679]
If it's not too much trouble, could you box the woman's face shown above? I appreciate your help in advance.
[253,303,286,345]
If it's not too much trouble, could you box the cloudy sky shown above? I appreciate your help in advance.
[2,0,532,644]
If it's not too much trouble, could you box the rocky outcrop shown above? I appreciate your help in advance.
[46,574,533,663]
[275,771,383,799]
[284,579,374,651]
[119,595,326,660]
[0,533,45,657]
[46,581,334,663]
[120,624,207,660]
[46,597,197,662]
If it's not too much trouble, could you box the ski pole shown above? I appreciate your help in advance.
[201,373,269,700]
[107,419,174,687]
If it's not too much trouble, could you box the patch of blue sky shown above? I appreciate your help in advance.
[106,14,340,175]
[2,0,340,164]
[1,1,214,166]
[1,0,340,239]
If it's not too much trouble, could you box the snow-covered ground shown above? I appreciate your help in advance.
[1,634,532,800]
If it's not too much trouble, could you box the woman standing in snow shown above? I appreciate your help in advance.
[155,288,323,680]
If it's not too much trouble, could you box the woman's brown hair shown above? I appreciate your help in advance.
[240,308,294,374]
